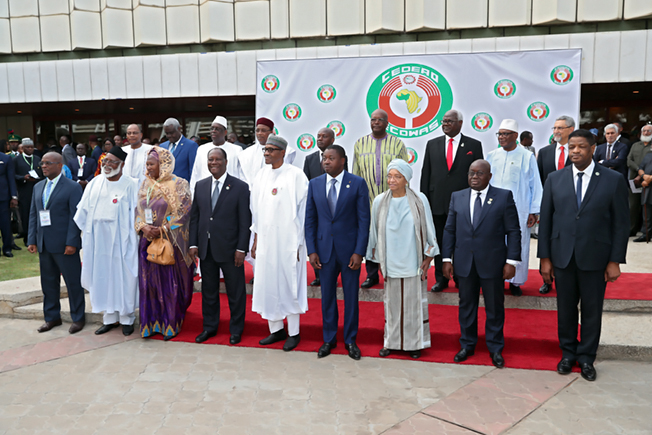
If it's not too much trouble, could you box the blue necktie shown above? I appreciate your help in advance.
[43,180,53,209]
[169,141,176,154]
[328,179,337,216]
[576,172,584,209]
[472,192,482,228]
[211,181,220,210]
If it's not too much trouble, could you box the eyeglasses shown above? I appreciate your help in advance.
[441,119,459,124]
[262,147,282,153]
[102,159,121,166]
[468,171,486,178]
[386,174,404,181]
[495,132,515,137]
[551,126,572,131]
[370,118,387,123]
[41,161,62,166]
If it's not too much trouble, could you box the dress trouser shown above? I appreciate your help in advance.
[555,255,606,365]
[104,312,135,325]
[432,213,448,285]
[365,260,379,281]
[320,253,360,345]
[642,200,652,240]
[629,191,642,235]
[200,244,246,335]
[457,260,505,353]
[38,248,86,323]
[269,315,300,336]
[0,200,12,251]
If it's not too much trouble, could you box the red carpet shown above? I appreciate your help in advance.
[154,292,579,372]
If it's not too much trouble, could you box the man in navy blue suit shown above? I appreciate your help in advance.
[67,143,97,189]
[305,145,370,360]
[442,159,521,368]
[539,129,629,381]
[594,123,628,181]
[0,151,18,257]
[160,118,198,182]
[27,152,86,334]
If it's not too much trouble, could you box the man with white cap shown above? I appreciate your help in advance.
[250,135,308,352]
[485,119,543,296]
[189,116,243,195]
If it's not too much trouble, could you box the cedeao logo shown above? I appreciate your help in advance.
[550,66,573,85]
[283,103,302,122]
[327,120,346,138]
[407,148,418,166]
[297,134,316,151]
[366,64,453,138]
[494,79,516,99]
[317,85,337,103]
[261,75,280,93]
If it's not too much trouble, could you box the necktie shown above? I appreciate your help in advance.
[558,146,565,170]
[169,141,176,155]
[43,180,53,209]
[447,138,454,170]
[576,172,584,209]
[472,192,482,228]
[607,144,612,160]
[211,180,220,210]
[328,178,337,216]
[79,156,83,166]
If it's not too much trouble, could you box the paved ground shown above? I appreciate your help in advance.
[1,317,651,434]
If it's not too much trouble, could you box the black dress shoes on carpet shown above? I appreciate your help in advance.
[361,277,379,289]
[580,362,597,381]
[283,334,301,351]
[259,329,287,345]
[345,342,361,360]
[409,350,420,359]
[310,278,321,286]
[378,348,391,357]
[37,319,62,333]
[509,284,522,296]
[539,282,552,294]
[557,358,575,375]
[318,342,336,358]
[195,330,217,343]
[229,334,241,345]
[95,323,119,335]
[69,321,85,334]
[122,324,134,336]
[454,348,474,363]
[430,281,447,292]
[490,352,505,368]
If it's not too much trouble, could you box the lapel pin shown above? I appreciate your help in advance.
[460,143,464,147]
[488,198,493,204]
[596,172,600,176]
[226,185,230,190]
[346,184,350,188]
[272,188,277,195]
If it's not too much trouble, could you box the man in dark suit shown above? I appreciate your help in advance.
[13,138,42,246]
[160,117,198,182]
[420,109,483,292]
[305,145,370,360]
[303,127,348,286]
[27,152,86,334]
[614,121,632,150]
[67,143,97,189]
[0,150,18,257]
[536,115,574,294]
[59,135,76,167]
[633,151,652,242]
[539,129,629,382]
[442,159,521,368]
[189,147,251,345]
[594,124,628,181]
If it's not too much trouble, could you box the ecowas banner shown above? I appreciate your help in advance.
[256,49,581,184]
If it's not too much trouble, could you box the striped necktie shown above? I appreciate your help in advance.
[43,180,53,209]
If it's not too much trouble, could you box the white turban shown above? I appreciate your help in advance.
[499,119,519,133]
[212,116,227,129]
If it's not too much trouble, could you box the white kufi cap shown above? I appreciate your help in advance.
[498,119,518,132]
[212,116,227,129]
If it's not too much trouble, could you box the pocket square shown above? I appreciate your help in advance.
[466,151,473,155]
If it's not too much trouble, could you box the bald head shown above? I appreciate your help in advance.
[317,128,335,151]
[41,152,63,180]
[468,159,492,191]
[370,109,389,138]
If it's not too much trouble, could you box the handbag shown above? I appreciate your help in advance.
[146,226,176,265]
[10,207,23,235]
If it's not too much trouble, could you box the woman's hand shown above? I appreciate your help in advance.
[142,225,160,239]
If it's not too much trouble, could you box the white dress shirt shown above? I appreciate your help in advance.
[325,170,345,199]
[572,160,594,203]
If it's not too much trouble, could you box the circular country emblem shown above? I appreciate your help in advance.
[366,63,453,138]
[327,120,345,138]
[406,148,418,166]
[527,102,550,122]
[283,103,302,122]
[494,79,516,99]
[317,84,336,103]
[261,75,280,93]
[471,113,493,132]
[297,134,316,152]
[550,65,573,86]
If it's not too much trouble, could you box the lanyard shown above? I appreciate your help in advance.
[22,153,33,170]
[146,180,160,207]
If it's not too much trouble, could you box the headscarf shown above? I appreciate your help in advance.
[387,158,413,182]
[135,146,193,266]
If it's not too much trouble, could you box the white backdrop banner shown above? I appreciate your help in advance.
[256,49,581,184]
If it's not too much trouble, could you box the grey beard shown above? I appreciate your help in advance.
[641,134,652,143]
[103,164,122,178]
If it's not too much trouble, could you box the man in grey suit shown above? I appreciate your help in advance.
[59,135,76,167]
[27,152,86,334]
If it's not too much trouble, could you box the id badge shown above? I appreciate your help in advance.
[78,168,84,178]
[39,210,52,227]
[145,208,153,224]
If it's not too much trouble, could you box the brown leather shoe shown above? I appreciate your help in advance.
[69,321,86,334]
[37,319,62,333]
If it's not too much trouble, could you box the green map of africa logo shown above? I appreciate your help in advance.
[261,75,279,93]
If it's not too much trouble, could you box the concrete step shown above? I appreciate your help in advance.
[0,277,67,315]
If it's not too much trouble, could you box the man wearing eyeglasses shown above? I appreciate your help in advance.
[485,120,543,296]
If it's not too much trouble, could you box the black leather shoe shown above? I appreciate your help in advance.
[579,362,597,381]
[409,350,421,359]
[379,347,391,357]
[318,342,336,358]
[122,324,134,336]
[3,251,13,258]
[69,321,85,334]
[195,330,216,343]
[37,319,62,333]
[430,281,447,292]
[310,278,321,286]
[633,235,649,243]
[95,323,119,335]
[11,243,21,250]
[229,334,241,345]
[509,284,522,296]
[361,277,379,288]
[557,358,575,375]
[539,282,552,294]
[490,352,505,368]
[283,334,301,351]
[259,329,287,345]
[345,342,361,360]
[454,348,474,363]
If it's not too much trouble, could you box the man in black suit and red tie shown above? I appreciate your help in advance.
[536,115,574,294]
[538,129,629,382]
[420,109,483,292]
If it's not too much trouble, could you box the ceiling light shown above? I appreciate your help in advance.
[16,110,21,114]
[633,90,639,94]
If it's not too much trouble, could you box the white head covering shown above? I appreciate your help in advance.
[21,138,34,146]
[212,116,227,129]
[499,119,519,133]
[387,159,413,181]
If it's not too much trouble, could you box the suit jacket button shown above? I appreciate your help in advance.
[210,217,213,221]
[576,216,579,220]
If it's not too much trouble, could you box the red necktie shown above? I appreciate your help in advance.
[447,138,453,170]
[558,146,564,170]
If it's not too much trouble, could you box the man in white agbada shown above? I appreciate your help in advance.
[250,135,308,352]
[189,115,242,195]
[485,119,543,295]
[73,146,139,336]
[122,124,153,187]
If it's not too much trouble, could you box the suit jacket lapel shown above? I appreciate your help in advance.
[476,186,495,228]
[436,137,447,170]
[46,177,64,208]
[316,174,333,219]
[579,165,601,213]
[211,175,230,215]
[334,172,351,219]
[461,188,472,228]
